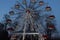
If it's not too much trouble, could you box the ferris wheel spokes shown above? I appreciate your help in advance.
[16,1,26,10]
[22,0,28,8]
[28,0,37,9]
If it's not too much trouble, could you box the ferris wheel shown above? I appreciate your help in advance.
[4,0,56,40]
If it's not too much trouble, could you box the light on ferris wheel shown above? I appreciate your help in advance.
[48,25,55,30]
[15,4,20,9]
[45,6,51,11]
[39,1,44,6]
[7,27,14,31]
[42,34,48,39]
[31,0,36,3]
[6,19,12,23]
[9,11,14,15]
[23,0,26,4]
[49,15,55,20]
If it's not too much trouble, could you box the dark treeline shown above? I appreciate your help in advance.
[0,23,10,40]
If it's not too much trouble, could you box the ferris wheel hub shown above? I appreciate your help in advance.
[25,8,34,14]
[26,10,30,14]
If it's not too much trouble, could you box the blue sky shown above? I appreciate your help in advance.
[0,0,60,32]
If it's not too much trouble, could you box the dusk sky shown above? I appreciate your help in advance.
[0,0,60,33]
